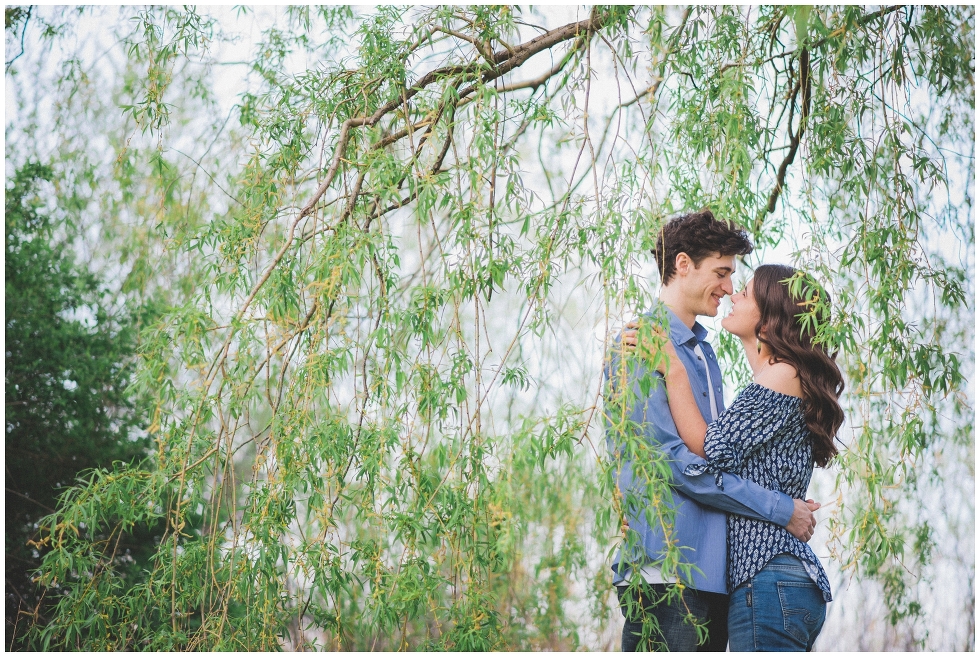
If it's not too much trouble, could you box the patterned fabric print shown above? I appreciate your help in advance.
[684,383,833,602]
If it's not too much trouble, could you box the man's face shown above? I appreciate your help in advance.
[677,252,736,317]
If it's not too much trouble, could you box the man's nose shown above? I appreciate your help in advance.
[721,277,734,296]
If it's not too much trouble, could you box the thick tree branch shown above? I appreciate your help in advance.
[495,53,571,94]
[303,11,607,220]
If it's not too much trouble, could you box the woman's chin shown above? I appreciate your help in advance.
[721,320,748,338]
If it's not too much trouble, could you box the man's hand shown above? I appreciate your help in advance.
[785,498,821,542]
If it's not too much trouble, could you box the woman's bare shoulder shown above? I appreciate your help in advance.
[755,361,803,398]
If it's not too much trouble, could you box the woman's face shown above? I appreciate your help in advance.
[721,278,762,338]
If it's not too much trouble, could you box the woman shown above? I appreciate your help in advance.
[655,264,844,651]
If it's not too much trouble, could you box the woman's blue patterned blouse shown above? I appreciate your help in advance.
[685,383,832,602]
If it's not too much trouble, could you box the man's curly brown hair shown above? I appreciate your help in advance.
[652,209,753,284]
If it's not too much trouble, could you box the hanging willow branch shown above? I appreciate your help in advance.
[755,47,812,233]
[191,10,611,439]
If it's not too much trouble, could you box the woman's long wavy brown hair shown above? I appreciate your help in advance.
[753,265,844,467]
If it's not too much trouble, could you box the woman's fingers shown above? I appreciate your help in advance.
[619,320,670,352]
[622,321,639,349]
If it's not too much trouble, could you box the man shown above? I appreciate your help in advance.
[606,210,820,651]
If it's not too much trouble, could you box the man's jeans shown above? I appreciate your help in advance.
[616,582,729,651]
[728,554,827,651]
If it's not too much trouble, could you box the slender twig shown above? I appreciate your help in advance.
[5,487,57,513]
[5,7,32,72]
[759,5,905,62]
[755,48,812,232]
[432,25,495,62]
[172,147,243,207]
[588,7,692,177]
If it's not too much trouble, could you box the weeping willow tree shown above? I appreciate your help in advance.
[7,5,972,651]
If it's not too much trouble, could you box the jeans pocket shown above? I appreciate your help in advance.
[776,581,826,645]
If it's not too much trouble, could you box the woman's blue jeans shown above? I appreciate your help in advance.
[728,554,827,651]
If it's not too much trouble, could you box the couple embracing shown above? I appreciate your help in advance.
[607,210,843,651]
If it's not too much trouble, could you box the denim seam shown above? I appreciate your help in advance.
[765,565,809,574]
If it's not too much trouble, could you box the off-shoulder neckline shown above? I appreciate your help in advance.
[745,381,803,401]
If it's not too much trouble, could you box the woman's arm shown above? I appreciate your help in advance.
[661,353,709,458]
[623,320,710,457]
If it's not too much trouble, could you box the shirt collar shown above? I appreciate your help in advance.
[662,304,708,346]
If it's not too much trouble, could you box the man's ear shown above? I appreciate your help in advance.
[674,252,692,276]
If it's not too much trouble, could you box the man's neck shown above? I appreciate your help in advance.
[659,285,697,328]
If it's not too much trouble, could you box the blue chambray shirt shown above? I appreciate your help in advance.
[606,304,795,594]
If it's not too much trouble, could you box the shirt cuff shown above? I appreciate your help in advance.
[772,491,794,527]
